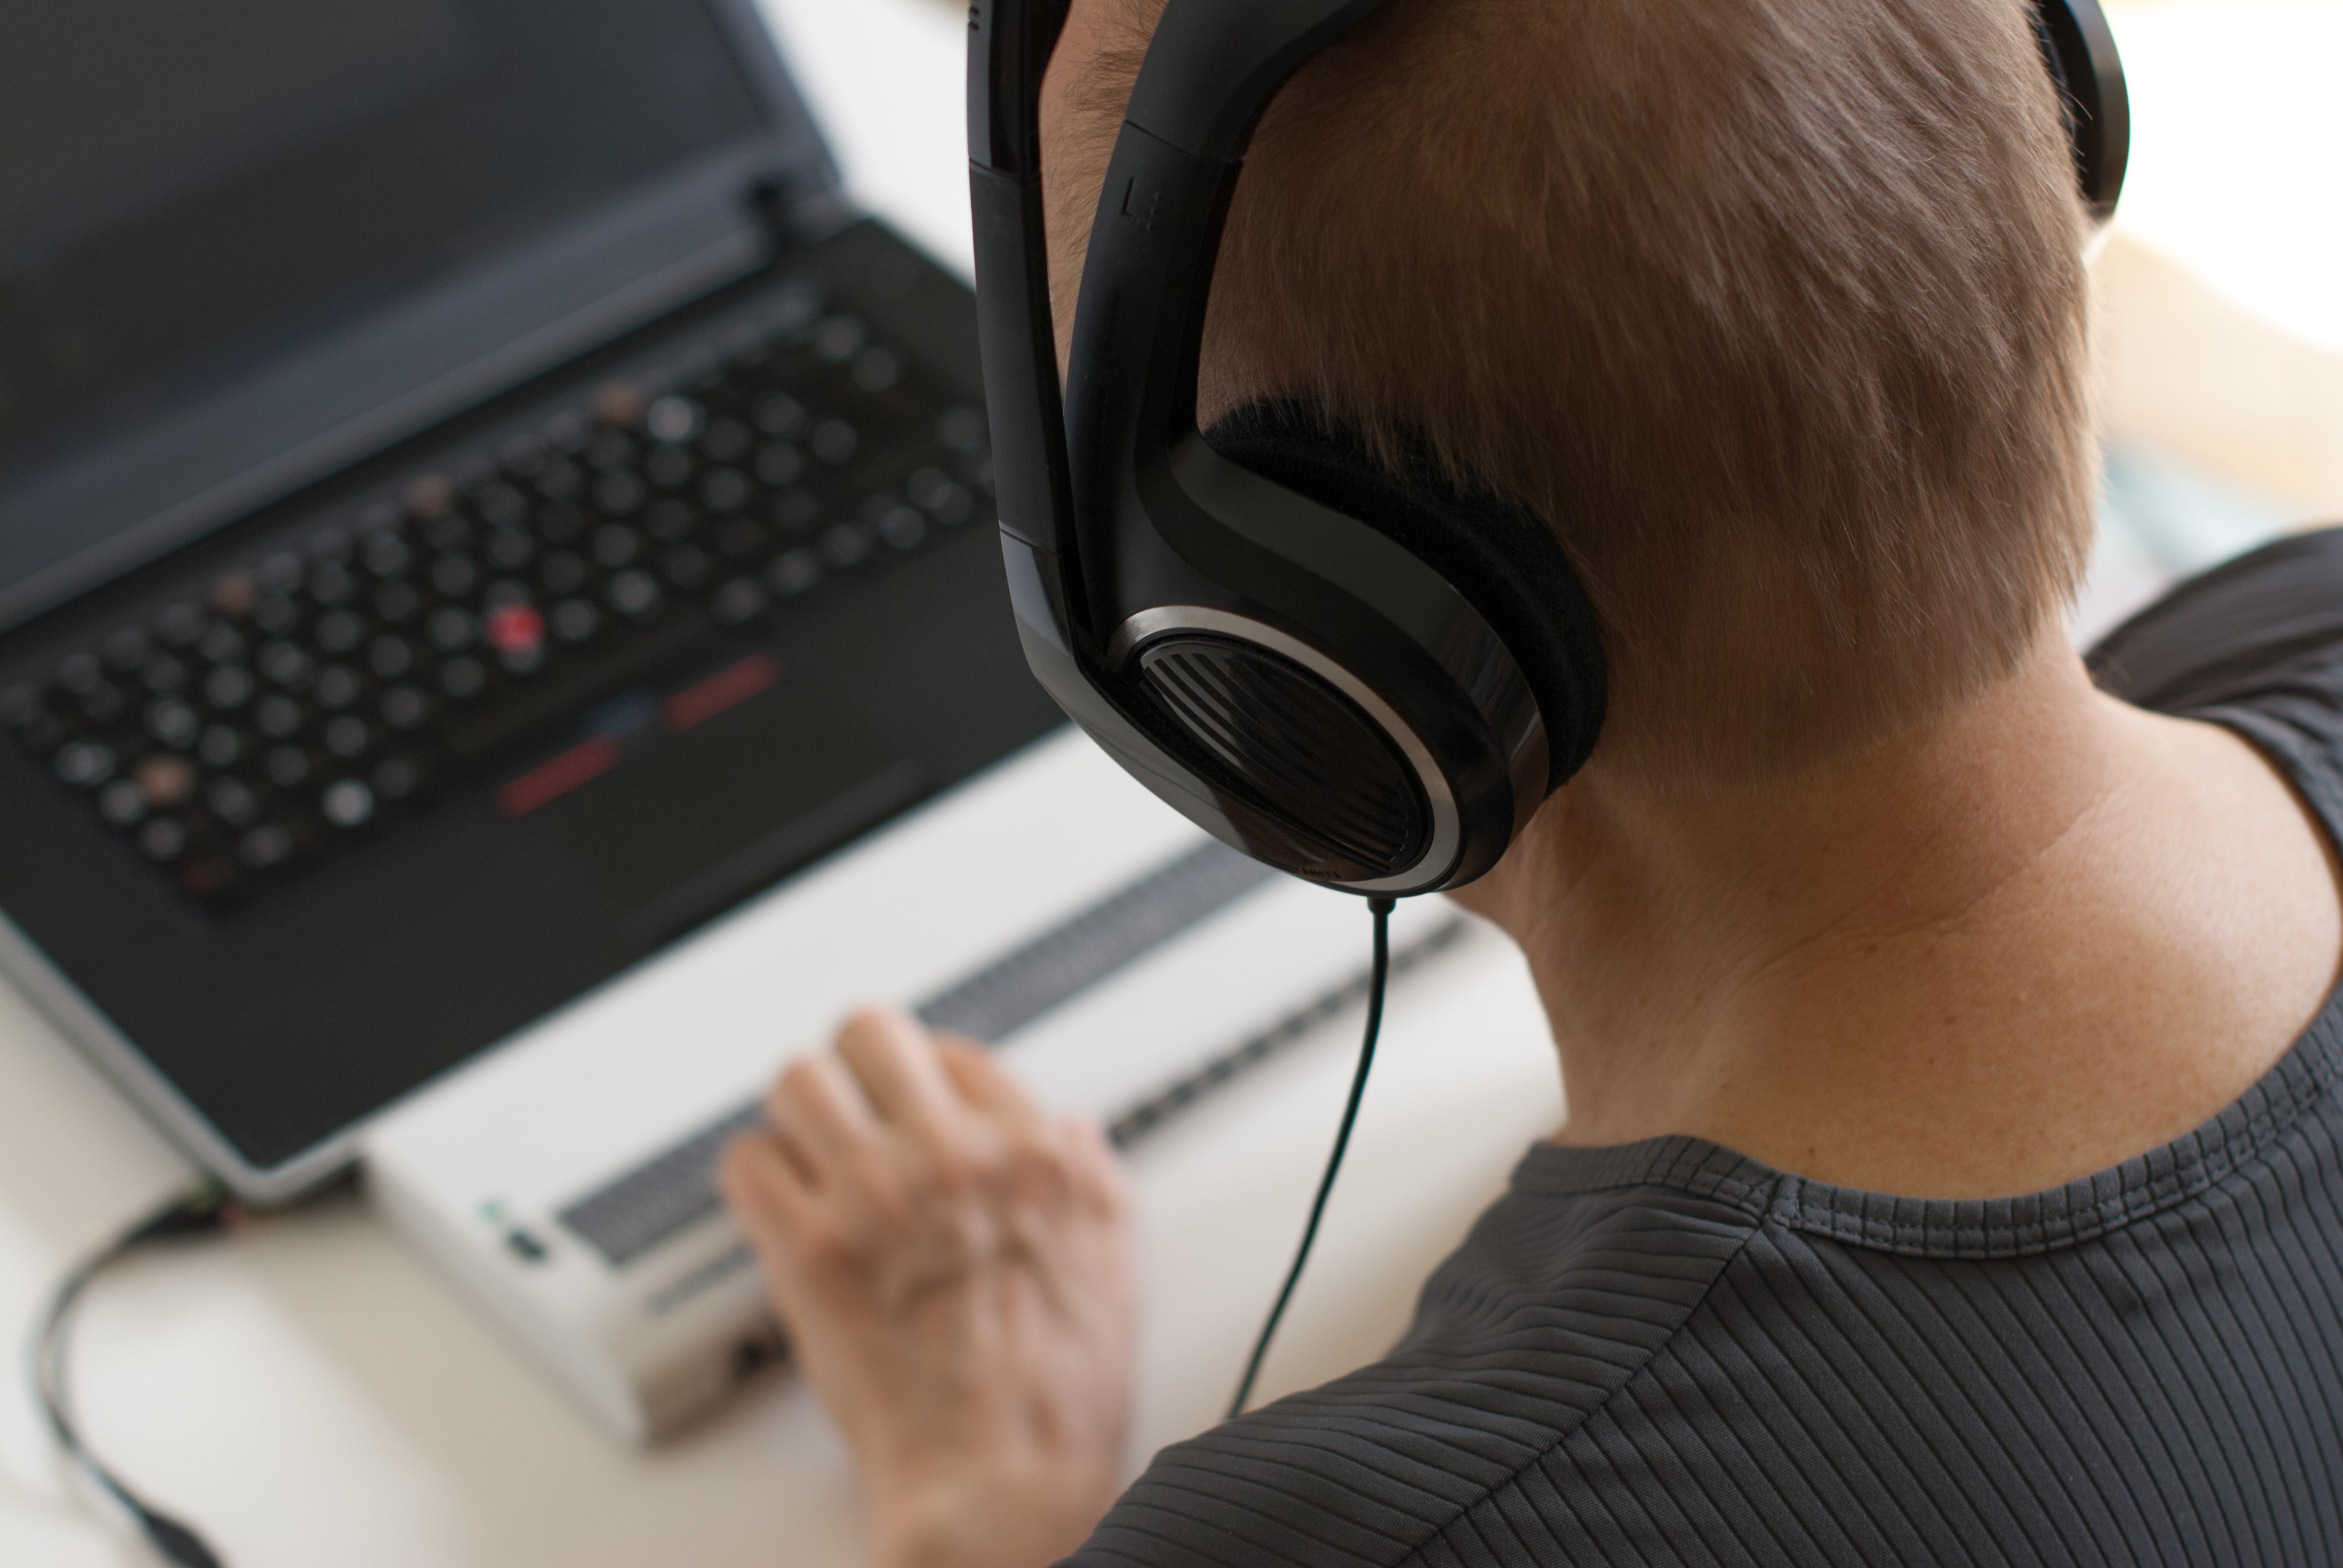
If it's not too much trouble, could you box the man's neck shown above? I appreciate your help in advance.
[1458,633,2343,1198]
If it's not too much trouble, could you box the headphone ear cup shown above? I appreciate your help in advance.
[1205,400,1607,791]
[2031,0,2129,224]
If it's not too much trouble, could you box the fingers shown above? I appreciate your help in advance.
[836,1010,970,1146]
[937,1035,1049,1138]
[765,1051,883,1187]
[718,1130,832,1308]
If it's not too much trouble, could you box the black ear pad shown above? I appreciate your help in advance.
[1205,400,1608,791]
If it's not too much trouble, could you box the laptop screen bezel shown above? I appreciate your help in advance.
[0,0,842,637]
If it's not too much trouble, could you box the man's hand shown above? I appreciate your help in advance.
[719,1010,1137,1568]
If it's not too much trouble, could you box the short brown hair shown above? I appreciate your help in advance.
[1044,0,2096,792]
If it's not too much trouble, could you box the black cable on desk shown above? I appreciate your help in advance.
[1227,895,1396,1421]
[28,1183,240,1568]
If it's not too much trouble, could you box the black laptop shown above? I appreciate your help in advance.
[0,0,1061,1200]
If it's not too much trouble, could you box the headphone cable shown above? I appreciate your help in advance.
[1228,893,1397,1420]
[28,1183,239,1568]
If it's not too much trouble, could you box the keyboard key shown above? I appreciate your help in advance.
[939,407,986,453]
[715,517,767,560]
[257,552,304,594]
[772,489,821,534]
[539,550,588,596]
[752,391,806,438]
[139,652,189,694]
[252,594,301,636]
[485,603,545,657]
[440,658,487,701]
[431,555,479,599]
[594,470,647,515]
[315,665,363,710]
[594,382,648,430]
[316,610,364,655]
[769,550,821,598]
[324,716,370,760]
[57,652,103,697]
[380,686,431,731]
[536,458,585,503]
[145,697,200,750]
[138,817,188,863]
[908,466,973,525]
[476,483,530,528]
[591,524,640,569]
[202,676,250,729]
[422,512,471,554]
[82,682,128,725]
[369,636,415,681]
[310,563,358,606]
[427,607,476,653]
[755,443,805,488]
[551,599,601,644]
[645,396,703,445]
[662,545,712,591]
[700,468,753,514]
[136,754,196,808]
[375,581,422,624]
[851,348,901,394]
[266,745,311,789]
[374,756,420,802]
[645,445,694,490]
[606,570,661,622]
[56,741,115,788]
[701,417,752,465]
[362,532,414,579]
[322,779,375,829]
[258,642,313,690]
[821,524,873,570]
[156,601,206,647]
[486,528,536,572]
[239,825,295,870]
[710,578,767,626]
[99,778,146,826]
[211,570,261,619]
[878,506,928,553]
[207,777,259,826]
[810,419,859,466]
[255,694,305,739]
[104,628,151,671]
[405,473,458,520]
[197,621,246,665]
[813,316,866,363]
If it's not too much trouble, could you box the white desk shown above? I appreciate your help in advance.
[0,6,1566,1560]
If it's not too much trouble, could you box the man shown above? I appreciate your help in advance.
[719,0,2343,1562]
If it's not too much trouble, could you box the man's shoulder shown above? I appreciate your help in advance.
[1063,1154,1771,1567]
[2090,524,2343,714]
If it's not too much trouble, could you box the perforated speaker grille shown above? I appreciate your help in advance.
[1135,635,1429,880]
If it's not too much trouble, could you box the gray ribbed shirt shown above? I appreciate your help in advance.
[1069,530,2343,1566]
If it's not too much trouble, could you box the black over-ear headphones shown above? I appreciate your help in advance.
[968,0,2129,900]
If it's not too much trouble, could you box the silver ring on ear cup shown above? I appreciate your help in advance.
[1110,607,1464,893]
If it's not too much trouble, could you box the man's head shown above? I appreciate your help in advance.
[1041,0,2097,795]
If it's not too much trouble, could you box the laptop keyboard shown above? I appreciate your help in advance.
[0,290,992,912]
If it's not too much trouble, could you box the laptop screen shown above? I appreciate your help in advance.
[0,0,787,619]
